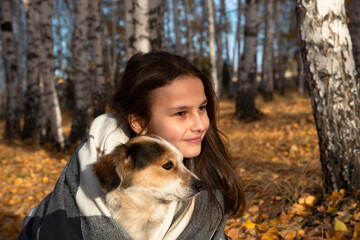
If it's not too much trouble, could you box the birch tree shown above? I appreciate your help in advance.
[207,0,219,97]
[172,0,181,55]
[236,0,259,120]
[275,0,285,95]
[89,0,106,118]
[38,0,65,149]
[297,50,305,97]
[261,0,274,101]
[125,0,152,56]
[216,0,226,94]
[70,0,91,143]
[134,0,150,53]
[0,0,21,139]
[22,0,41,139]
[230,0,243,99]
[349,0,360,76]
[296,0,360,192]
[197,0,207,69]
[223,0,233,98]
[149,0,164,51]
[184,0,193,61]
[125,0,136,58]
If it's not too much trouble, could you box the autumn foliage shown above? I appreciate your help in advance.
[0,90,359,239]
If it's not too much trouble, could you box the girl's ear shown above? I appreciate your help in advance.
[128,113,148,135]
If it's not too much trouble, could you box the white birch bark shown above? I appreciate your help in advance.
[22,0,41,139]
[297,0,360,191]
[148,0,164,51]
[185,0,193,61]
[262,0,274,101]
[89,0,106,118]
[172,0,181,54]
[70,0,91,143]
[38,0,65,149]
[134,0,150,53]
[236,0,259,120]
[0,0,21,138]
[349,0,360,76]
[207,0,219,97]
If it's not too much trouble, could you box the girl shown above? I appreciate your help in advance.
[18,52,245,240]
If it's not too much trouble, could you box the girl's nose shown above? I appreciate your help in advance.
[190,113,207,132]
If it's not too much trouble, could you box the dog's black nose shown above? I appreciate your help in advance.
[192,180,203,192]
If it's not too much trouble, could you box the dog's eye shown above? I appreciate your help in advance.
[162,161,173,170]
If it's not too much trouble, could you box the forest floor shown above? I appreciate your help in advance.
[0,89,359,240]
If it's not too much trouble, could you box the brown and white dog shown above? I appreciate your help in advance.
[93,135,203,240]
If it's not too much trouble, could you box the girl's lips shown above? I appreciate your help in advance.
[185,137,202,144]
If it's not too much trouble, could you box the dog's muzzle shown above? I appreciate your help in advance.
[192,180,203,192]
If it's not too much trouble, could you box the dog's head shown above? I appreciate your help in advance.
[93,135,203,201]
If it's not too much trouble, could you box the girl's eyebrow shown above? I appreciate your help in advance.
[169,99,208,111]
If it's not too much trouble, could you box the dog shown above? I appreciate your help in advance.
[93,134,203,240]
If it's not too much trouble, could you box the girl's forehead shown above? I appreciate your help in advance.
[150,76,207,107]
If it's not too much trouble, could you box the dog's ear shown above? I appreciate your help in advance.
[93,144,133,192]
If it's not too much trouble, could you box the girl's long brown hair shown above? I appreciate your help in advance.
[111,51,246,220]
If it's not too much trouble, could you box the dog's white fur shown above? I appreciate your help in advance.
[93,135,202,240]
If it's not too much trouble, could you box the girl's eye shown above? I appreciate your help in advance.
[162,161,174,170]
[199,105,207,111]
[175,111,186,116]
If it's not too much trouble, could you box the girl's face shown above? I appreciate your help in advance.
[143,75,210,158]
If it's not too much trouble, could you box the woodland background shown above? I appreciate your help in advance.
[1,0,360,239]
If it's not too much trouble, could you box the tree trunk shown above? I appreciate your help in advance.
[164,0,171,51]
[236,0,259,121]
[297,49,305,97]
[0,0,21,139]
[223,0,233,99]
[261,0,274,101]
[22,0,40,140]
[230,0,243,99]
[148,0,164,51]
[38,0,65,149]
[89,0,106,118]
[134,0,150,53]
[296,0,360,192]
[70,0,91,144]
[348,0,360,76]
[197,0,206,70]
[172,0,181,55]
[275,0,285,95]
[185,0,193,61]
[125,0,136,58]
[216,0,225,96]
[207,0,219,97]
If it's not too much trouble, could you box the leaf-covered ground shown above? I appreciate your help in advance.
[1,90,359,240]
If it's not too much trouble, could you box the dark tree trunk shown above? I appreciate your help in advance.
[236,0,259,121]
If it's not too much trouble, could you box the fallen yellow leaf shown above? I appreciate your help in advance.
[297,229,306,237]
[334,218,347,232]
[244,219,256,229]
[284,232,296,240]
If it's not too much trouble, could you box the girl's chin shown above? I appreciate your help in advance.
[181,149,201,158]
